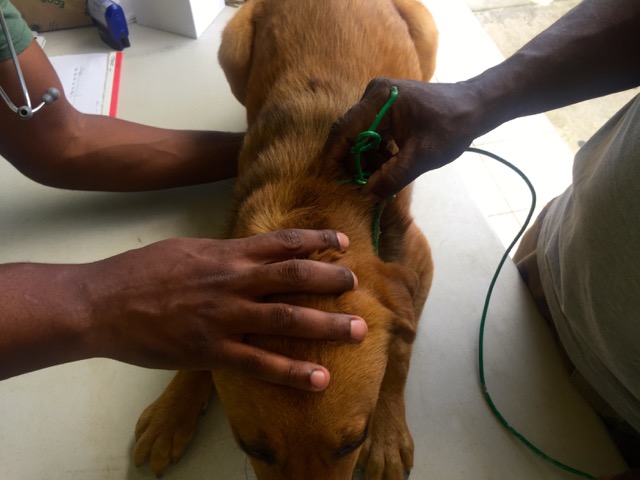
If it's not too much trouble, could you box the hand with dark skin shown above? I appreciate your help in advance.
[0,229,365,391]
[0,37,365,391]
[324,0,640,199]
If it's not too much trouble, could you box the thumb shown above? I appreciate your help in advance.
[362,142,422,198]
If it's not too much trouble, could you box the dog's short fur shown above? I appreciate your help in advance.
[133,1,437,478]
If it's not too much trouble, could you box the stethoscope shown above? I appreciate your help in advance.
[0,6,59,120]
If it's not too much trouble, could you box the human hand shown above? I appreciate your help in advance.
[83,229,364,391]
[324,77,484,199]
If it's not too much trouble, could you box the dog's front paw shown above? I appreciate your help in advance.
[133,371,212,476]
[357,411,414,480]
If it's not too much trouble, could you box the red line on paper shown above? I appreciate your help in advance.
[109,51,123,117]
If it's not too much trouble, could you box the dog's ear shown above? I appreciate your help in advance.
[218,1,260,105]
[380,262,420,344]
[391,0,439,81]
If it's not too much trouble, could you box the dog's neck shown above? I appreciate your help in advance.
[232,87,354,192]
[225,86,381,248]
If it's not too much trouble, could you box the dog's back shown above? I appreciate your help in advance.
[134,2,438,479]
[215,2,437,478]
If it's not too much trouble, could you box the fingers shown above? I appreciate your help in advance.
[363,155,408,199]
[239,302,368,342]
[248,258,357,296]
[362,143,422,199]
[239,229,350,262]
[233,229,358,295]
[323,78,397,164]
[216,340,334,391]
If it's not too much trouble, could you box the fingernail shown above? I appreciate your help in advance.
[310,369,329,390]
[350,318,368,342]
[351,272,358,290]
[336,232,350,251]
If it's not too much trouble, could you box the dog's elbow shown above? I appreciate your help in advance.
[388,314,417,344]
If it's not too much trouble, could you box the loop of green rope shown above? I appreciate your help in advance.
[350,86,398,186]
[351,131,381,186]
[468,147,596,480]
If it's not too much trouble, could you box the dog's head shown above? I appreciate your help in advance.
[212,258,418,479]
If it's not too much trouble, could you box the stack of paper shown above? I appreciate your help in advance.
[49,51,123,116]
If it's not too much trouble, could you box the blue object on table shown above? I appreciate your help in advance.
[88,0,130,51]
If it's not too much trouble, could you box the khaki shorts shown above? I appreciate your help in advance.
[513,200,640,467]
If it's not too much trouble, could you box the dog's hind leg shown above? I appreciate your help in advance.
[133,370,213,476]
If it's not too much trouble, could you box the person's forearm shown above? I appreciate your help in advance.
[0,263,96,380]
[465,0,640,135]
[0,41,244,192]
[46,113,244,191]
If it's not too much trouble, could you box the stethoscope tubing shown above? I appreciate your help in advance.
[0,6,32,113]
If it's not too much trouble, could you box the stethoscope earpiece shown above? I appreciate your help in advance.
[14,87,62,120]
[42,87,60,104]
[17,105,32,120]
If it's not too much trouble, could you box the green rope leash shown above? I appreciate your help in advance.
[468,147,597,480]
[349,86,398,254]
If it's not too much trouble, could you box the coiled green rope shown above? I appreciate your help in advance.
[468,146,596,480]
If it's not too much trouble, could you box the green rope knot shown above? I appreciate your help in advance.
[351,130,383,153]
[350,130,381,185]
[349,86,398,187]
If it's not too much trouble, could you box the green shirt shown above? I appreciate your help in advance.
[0,0,33,61]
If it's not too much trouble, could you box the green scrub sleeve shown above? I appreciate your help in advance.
[0,0,34,62]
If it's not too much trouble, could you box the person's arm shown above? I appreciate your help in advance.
[0,230,367,391]
[324,0,640,199]
[0,40,244,191]
[473,0,640,126]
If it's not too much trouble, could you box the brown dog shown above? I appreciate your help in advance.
[133,0,437,478]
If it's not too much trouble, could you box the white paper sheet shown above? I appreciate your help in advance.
[49,52,120,116]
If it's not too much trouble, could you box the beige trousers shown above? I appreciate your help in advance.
[513,200,640,468]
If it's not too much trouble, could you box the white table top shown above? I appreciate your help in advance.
[0,3,627,479]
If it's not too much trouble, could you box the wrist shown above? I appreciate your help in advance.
[41,263,105,362]
[461,67,521,139]
[77,259,126,362]
[0,263,98,379]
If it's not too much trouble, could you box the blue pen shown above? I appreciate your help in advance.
[88,0,130,51]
